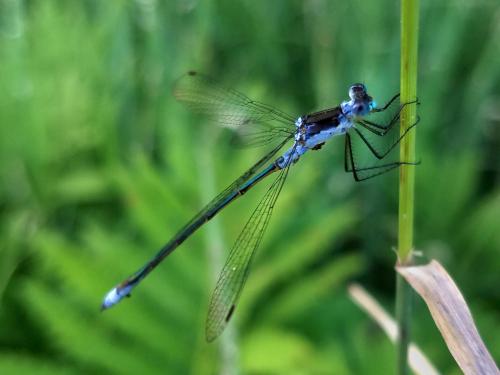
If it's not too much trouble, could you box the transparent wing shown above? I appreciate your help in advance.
[229,124,296,149]
[205,148,295,342]
[168,137,292,253]
[173,71,296,146]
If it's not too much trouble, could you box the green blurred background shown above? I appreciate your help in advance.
[0,0,499,374]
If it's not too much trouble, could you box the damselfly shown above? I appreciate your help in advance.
[101,71,419,342]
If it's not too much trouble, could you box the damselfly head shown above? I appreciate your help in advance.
[349,83,368,100]
[348,83,373,117]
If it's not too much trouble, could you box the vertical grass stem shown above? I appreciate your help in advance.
[398,0,420,373]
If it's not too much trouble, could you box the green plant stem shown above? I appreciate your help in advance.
[396,273,413,375]
[397,0,419,374]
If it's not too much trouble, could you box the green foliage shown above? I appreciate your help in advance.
[0,0,498,374]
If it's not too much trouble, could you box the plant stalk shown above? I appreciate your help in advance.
[397,0,420,374]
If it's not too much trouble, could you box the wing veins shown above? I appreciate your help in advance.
[205,147,295,341]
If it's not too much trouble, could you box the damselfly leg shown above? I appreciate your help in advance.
[345,98,419,181]
[354,115,420,160]
[358,97,419,135]
[344,132,419,182]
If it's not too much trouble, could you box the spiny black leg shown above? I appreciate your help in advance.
[344,134,361,181]
[353,116,420,160]
[353,164,400,181]
[344,134,353,173]
[364,98,419,132]
[344,133,419,182]
[360,115,400,134]
[359,114,420,137]
[371,93,400,113]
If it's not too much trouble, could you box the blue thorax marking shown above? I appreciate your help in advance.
[276,84,375,170]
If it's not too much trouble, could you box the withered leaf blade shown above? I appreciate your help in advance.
[348,283,440,375]
[397,260,499,375]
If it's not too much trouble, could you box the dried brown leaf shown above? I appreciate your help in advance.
[397,260,499,375]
